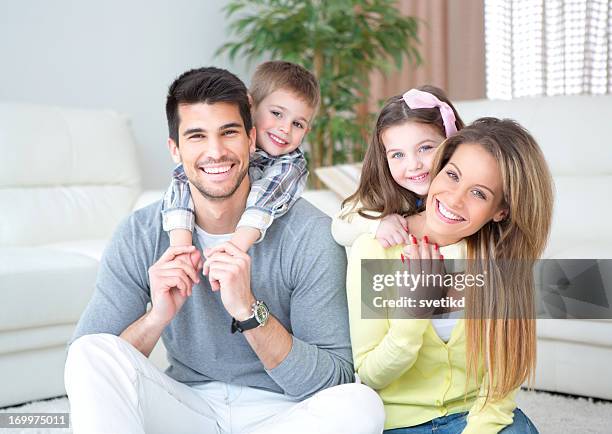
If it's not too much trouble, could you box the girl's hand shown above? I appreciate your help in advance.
[375,214,411,248]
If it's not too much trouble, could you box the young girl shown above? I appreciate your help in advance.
[331,86,465,249]
[347,118,552,433]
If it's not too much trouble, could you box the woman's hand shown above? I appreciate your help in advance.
[375,214,410,248]
[394,235,445,319]
[402,235,443,275]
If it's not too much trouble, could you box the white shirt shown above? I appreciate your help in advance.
[194,224,233,250]
[430,310,463,343]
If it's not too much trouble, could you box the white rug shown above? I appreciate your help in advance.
[516,389,612,434]
[0,397,70,434]
[1,389,612,433]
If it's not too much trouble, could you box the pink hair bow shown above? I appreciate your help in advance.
[402,89,458,137]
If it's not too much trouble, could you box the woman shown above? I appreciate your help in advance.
[347,118,553,433]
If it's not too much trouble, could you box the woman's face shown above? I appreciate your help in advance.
[382,122,445,197]
[425,143,508,240]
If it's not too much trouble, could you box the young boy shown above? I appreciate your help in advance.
[162,61,320,252]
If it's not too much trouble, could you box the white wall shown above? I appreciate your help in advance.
[0,0,253,189]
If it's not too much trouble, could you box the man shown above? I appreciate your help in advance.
[64,67,385,434]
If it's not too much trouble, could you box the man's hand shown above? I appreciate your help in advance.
[148,245,202,326]
[203,242,255,321]
[376,213,410,248]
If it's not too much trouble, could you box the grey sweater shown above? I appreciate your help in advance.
[70,198,353,399]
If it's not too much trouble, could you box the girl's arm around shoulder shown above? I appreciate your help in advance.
[331,206,382,247]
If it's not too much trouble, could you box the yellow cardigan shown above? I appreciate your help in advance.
[347,234,518,433]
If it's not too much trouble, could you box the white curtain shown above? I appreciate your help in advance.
[485,0,611,99]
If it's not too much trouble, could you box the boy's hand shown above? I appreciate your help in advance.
[375,214,411,248]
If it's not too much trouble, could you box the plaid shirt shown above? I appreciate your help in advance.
[162,148,308,241]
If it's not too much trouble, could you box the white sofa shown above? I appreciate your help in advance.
[0,103,141,407]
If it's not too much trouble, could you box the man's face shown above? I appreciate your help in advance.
[168,102,256,200]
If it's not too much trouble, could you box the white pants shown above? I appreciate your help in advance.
[64,333,385,434]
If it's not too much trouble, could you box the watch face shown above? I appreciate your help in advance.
[254,301,269,325]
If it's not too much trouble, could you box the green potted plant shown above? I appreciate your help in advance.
[218,0,421,187]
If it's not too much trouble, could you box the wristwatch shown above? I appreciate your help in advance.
[231,300,270,334]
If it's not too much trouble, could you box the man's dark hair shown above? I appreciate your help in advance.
[166,67,253,144]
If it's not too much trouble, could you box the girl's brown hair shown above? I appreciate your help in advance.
[343,85,464,219]
[429,117,554,402]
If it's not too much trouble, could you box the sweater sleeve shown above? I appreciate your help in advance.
[346,234,429,390]
[331,206,382,247]
[69,214,153,346]
[462,383,519,433]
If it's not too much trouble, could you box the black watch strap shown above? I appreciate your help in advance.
[231,316,259,334]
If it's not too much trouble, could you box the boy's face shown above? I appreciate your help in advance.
[252,89,315,156]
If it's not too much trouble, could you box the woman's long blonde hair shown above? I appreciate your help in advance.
[430,118,554,402]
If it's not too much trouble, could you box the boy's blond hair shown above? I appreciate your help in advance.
[250,61,320,113]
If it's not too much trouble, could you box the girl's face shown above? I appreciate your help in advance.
[382,122,445,197]
[425,143,508,240]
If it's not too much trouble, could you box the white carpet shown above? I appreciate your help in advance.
[0,397,70,434]
[516,389,612,434]
[1,389,612,433]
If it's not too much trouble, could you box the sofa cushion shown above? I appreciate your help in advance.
[0,345,68,408]
[0,323,74,355]
[0,103,141,246]
[455,94,612,176]
[537,319,612,348]
[302,190,343,218]
[544,175,612,258]
[0,185,138,247]
[534,338,612,400]
[544,241,612,259]
[0,103,140,188]
[42,239,108,262]
[315,163,362,199]
[0,247,98,331]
